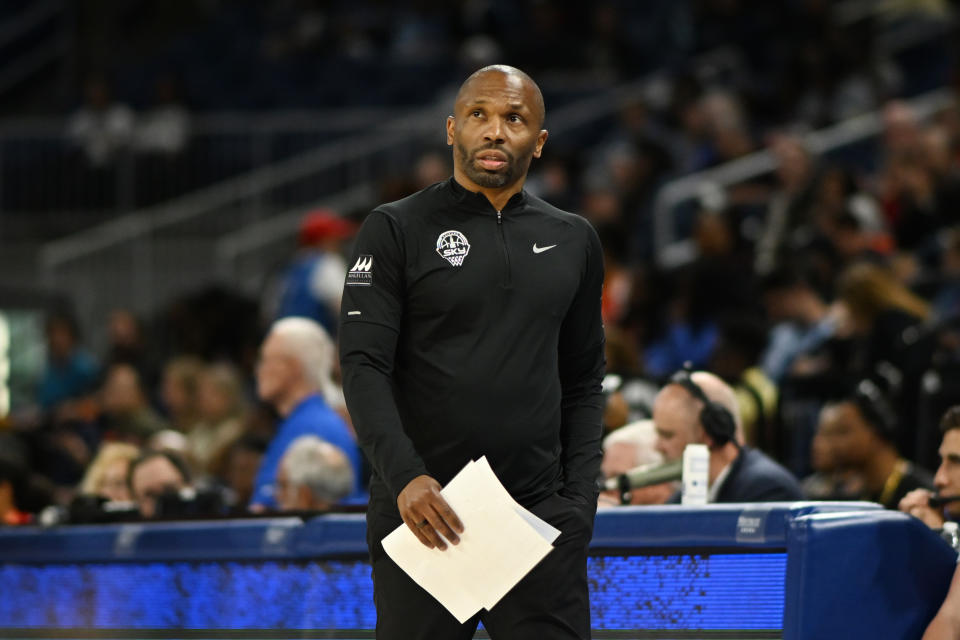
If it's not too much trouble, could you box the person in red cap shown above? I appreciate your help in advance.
[268,208,357,337]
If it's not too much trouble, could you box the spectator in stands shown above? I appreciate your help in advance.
[602,382,630,435]
[919,125,960,227]
[78,442,139,502]
[881,148,945,251]
[839,256,931,339]
[0,456,30,525]
[250,317,363,510]
[185,362,248,474]
[103,309,156,389]
[159,356,204,433]
[599,420,675,507]
[601,329,659,429]
[878,115,960,254]
[816,380,933,510]
[66,75,134,166]
[127,450,191,518]
[755,134,819,276]
[642,264,726,378]
[134,74,191,156]
[710,314,778,451]
[215,432,269,507]
[700,90,755,165]
[759,264,839,377]
[932,228,960,322]
[652,369,802,502]
[266,209,358,338]
[836,260,933,456]
[275,435,355,511]
[882,100,923,157]
[36,311,100,411]
[801,416,865,501]
[899,405,960,529]
[147,429,190,460]
[99,363,168,443]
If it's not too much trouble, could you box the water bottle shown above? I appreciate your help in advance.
[681,443,709,506]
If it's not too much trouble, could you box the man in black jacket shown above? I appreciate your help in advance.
[339,65,605,639]
[653,369,802,503]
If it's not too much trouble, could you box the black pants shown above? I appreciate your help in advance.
[366,491,595,640]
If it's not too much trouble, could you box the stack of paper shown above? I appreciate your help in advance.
[381,457,561,623]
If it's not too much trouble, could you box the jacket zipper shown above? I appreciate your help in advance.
[496,210,512,287]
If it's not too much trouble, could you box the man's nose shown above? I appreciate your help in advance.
[654,440,666,458]
[934,463,948,490]
[483,118,504,143]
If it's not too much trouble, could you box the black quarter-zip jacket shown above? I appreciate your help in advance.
[339,177,606,514]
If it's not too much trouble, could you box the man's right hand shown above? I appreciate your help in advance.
[899,488,945,529]
[397,475,464,550]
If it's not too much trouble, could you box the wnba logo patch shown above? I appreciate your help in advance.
[436,230,470,267]
[346,255,373,286]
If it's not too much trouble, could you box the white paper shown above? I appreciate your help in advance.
[381,457,560,622]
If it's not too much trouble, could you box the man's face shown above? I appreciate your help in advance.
[815,403,874,468]
[256,333,296,406]
[653,386,702,463]
[130,456,186,518]
[934,429,960,519]
[101,365,143,415]
[225,447,262,504]
[600,442,673,506]
[446,71,547,192]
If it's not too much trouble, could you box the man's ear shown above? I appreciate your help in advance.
[532,129,548,158]
[296,484,313,510]
[446,116,455,146]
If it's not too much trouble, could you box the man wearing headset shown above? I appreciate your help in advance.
[652,369,802,502]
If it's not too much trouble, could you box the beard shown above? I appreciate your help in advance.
[456,140,534,189]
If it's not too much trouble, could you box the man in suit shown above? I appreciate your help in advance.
[653,369,802,502]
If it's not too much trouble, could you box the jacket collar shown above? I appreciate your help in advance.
[445,176,527,215]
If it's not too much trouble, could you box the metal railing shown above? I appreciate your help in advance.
[0,108,400,233]
[30,78,648,350]
[652,88,956,267]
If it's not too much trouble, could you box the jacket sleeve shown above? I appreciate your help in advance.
[338,210,429,501]
[557,220,606,506]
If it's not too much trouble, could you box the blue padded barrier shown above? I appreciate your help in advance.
[783,509,958,640]
[590,501,882,550]
[0,502,954,639]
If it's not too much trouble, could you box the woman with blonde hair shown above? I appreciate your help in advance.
[837,260,930,333]
[79,442,140,502]
[836,260,934,460]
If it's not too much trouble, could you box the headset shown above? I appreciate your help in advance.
[669,365,738,448]
[849,378,898,442]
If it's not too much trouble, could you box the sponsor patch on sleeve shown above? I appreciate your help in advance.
[346,254,374,286]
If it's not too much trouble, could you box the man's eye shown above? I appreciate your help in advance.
[471,110,482,117]
[509,114,522,122]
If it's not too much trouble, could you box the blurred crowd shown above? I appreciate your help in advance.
[3,86,960,527]
[2,1,960,529]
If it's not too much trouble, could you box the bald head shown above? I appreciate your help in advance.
[653,371,744,462]
[455,65,545,129]
[688,372,741,431]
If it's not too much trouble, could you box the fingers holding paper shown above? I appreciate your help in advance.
[398,474,465,550]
